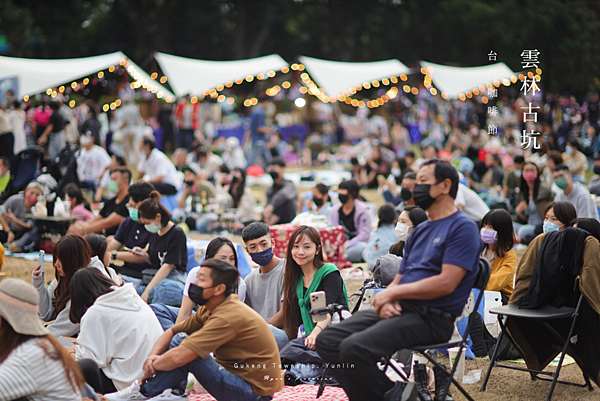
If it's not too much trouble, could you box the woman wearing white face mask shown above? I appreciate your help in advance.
[117,191,187,306]
[389,206,428,257]
[370,206,427,286]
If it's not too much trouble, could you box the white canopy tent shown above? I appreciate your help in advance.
[154,52,289,97]
[0,51,174,99]
[298,55,410,98]
[420,61,516,99]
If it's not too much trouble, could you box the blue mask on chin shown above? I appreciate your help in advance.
[543,220,562,233]
[250,247,274,266]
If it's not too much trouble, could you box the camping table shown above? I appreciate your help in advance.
[269,224,349,268]
[23,214,82,245]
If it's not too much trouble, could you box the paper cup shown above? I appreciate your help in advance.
[412,352,428,366]
[447,347,466,381]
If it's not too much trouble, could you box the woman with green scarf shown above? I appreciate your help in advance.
[281,225,349,350]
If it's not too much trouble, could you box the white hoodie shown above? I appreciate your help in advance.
[33,256,123,337]
[75,283,163,390]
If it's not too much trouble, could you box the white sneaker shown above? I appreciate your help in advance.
[147,388,187,400]
[105,381,148,400]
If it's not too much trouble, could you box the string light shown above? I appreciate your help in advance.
[69,100,75,107]
[160,76,167,83]
[150,72,158,79]
[83,78,89,85]
[98,71,104,78]
[109,66,115,72]
[23,95,29,101]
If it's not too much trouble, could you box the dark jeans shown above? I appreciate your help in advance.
[315,303,454,401]
[153,182,177,195]
[0,132,14,163]
[179,128,194,150]
[78,359,117,394]
[141,340,272,401]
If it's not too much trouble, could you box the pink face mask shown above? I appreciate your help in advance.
[26,195,39,206]
[522,171,537,182]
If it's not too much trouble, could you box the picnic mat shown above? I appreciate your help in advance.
[5,250,53,263]
[508,354,576,367]
[187,385,348,401]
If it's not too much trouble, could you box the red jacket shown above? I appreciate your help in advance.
[175,101,200,130]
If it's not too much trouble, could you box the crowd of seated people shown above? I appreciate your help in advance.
[6,91,600,401]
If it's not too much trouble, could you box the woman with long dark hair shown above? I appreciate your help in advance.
[63,183,94,221]
[69,267,162,394]
[515,161,554,240]
[281,226,349,349]
[32,234,92,337]
[0,278,83,400]
[480,209,517,303]
[370,206,428,286]
[117,191,187,306]
[389,205,428,257]
[217,167,259,225]
[150,236,247,331]
[85,233,123,284]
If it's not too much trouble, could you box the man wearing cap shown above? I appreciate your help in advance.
[0,181,44,252]
[76,130,112,191]
[222,136,247,170]
[263,157,297,225]
[174,164,217,232]
[195,147,223,182]
[178,164,216,210]
[244,96,274,168]
[0,279,83,400]
[137,136,181,195]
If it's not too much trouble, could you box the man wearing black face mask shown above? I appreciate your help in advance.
[175,164,216,230]
[263,157,298,225]
[317,160,482,401]
[383,171,417,210]
[328,179,372,263]
[137,259,284,400]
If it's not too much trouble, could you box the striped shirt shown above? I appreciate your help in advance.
[0,337,81,401]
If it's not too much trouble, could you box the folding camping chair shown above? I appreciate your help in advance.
[310,303,348,399]
[480,293,594,401]
[382,258,491,401]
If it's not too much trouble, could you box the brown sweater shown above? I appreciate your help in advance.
[510,233,600,315]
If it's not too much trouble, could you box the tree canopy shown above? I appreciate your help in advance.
[1,0,599,97]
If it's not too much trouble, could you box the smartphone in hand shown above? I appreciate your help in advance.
[310,291,327,323]
[38,250,45,277]
[124,247,145,257]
